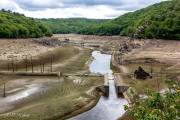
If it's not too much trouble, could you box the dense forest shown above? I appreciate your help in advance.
[0,9,52,38]
[79,0,180,40]
[40,18,106,34]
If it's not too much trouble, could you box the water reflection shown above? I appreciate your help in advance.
[90,51,112,74]
[0,84,46,113]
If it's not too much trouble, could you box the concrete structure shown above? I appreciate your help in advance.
[114,73,129,97]
[104,74,109,97]
[0,71,103,78]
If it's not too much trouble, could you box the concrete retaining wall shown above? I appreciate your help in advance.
[114,73,129,97]
[0,71,103,77]
[0,71,61,77]
[104,74,109,97]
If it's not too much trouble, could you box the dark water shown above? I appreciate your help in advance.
[69,51,128,120]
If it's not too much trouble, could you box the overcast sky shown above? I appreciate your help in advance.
[0,0,166,19]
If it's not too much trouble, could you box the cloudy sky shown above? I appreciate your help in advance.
[0,0,166,19]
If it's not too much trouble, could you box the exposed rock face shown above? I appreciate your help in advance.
[119,42,141,54]
[33,38,62,46]
[134,66,152,80]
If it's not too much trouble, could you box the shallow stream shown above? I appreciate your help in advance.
[70,51,128,120]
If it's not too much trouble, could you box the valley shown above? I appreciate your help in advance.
[0,34,179,120]
[0,0,179,119]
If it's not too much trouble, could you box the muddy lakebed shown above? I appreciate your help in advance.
[0,77,58,113]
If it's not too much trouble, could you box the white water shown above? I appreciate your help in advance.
[90,51,112,74]
[70,51,128,120]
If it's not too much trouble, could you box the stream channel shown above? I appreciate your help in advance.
[70,51,128,120]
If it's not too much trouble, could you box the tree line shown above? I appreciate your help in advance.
[40,18,106,34]
[0,0,179,40]
[0,9,52,38]
[79,0,180,40]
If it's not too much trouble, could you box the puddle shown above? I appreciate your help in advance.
[0,84,47,113]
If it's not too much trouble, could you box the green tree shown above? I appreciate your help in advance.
[125,80,180,120]
[0,9,52,38]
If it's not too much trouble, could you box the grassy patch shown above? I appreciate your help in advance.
[0,47,103,120]
[0,46,80,72]
[55,48,92,73]
[0,76,103,120]
[121,63,172,94]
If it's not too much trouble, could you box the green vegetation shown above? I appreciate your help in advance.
[1,0,179,40]
[125,80,180,120]
[38,0,180,40]
[40,18,106,34]
[120,63,180,120]
[0,9,52,38]
[79,0,180,40]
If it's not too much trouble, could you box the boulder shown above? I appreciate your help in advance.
[134,66,152,80]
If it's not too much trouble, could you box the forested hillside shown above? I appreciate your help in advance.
[0,0,179,40]
[40,18,106,34]
[0,9,52,38]
[79,0,180,40]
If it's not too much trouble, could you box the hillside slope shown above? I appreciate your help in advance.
[79,0,180,40]
[40,18,106,34]
[0,10,52,38]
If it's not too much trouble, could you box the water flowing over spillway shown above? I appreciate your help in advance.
[70,51,128,120]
